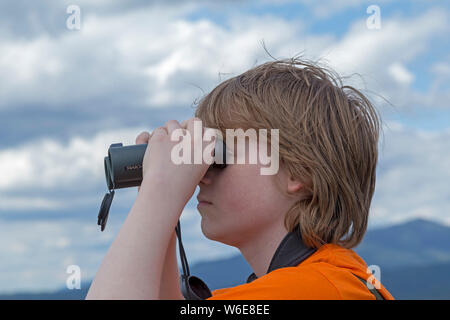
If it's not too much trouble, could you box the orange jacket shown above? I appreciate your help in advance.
[207,243,394,300]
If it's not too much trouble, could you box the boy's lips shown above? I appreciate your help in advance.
[196,196,212,204]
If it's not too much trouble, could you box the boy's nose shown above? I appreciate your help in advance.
[200,167,214,185]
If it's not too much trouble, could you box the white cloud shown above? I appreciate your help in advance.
[269,0,430,20]
[0,2,311,110]
[0,38,64,82]
[431,61,450,77]
[0,127,149,192]
[321,8,448,75]
[369,122,450,228]
[315,7,449,113]
[0,3,198,109]
[0,125,158,211]
[302,0,378,19]
[0,197,65,211]
[388,62,414,86]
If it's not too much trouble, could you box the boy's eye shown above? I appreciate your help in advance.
[211,139,227,169]
[211,163,227,169]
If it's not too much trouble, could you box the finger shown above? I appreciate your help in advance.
[179,119,192,139]
[186,117,203,137]
[165,119,182,138]
[180,119,189,129]
[136,131,151,144]
[152,126,168,138]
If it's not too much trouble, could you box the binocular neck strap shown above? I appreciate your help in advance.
[175,220,190,277]
[175,220,213,300]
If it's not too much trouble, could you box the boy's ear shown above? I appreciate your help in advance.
[279,166,304,194]
[277,165,307,196]
[287,175,304,194]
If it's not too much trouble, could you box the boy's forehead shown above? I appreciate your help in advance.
[222,134,259,148]
[211,126,275,154]
[224,134,274,158]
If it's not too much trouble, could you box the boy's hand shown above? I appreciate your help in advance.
[136,118,216,205]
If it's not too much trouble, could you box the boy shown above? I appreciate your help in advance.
[86,57,394,300]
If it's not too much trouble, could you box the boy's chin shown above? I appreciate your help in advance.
[200,218,243,248]
[200,218,225,243]
[200,217,215,241]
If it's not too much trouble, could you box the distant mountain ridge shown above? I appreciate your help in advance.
[355,218,450,268]
[1,218,449,299]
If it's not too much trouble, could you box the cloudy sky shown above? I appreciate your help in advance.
[0,0,449,294]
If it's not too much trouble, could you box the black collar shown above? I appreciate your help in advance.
[246,226,317,283]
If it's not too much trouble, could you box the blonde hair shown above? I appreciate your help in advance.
[194,57,381,249]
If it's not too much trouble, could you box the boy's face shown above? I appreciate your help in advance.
[196,137,295,247]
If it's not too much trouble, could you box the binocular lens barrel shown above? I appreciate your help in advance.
[104,143,146,190]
